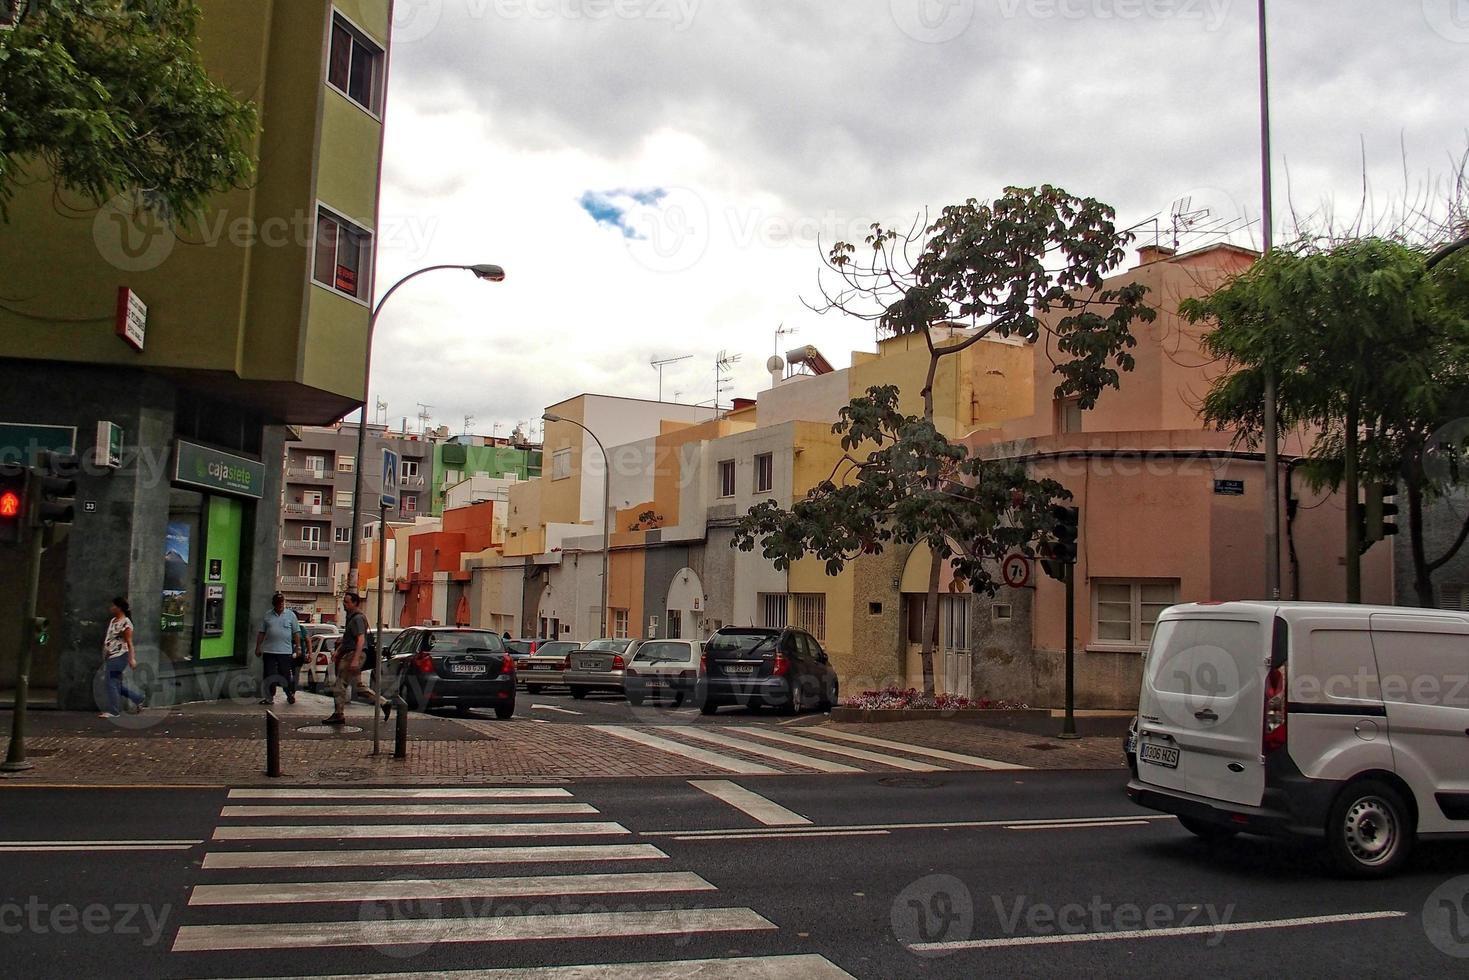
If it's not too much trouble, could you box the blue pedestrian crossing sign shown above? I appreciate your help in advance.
[381,448,399,511]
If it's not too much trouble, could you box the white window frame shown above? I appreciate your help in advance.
[312,204,374,304]
[401,460,420,479]
[940,594,969,653]
[305,455,326,474]
[298,560,321,583]
[613,608,629,639]
[754,452,774,494]
[333,526,352,544]
[717,459,736,498]
[790,593,826,644]
[403,495,417,514]
[326,10,386,117]
[412,550,422,575]
[301,525,322,545]
[551,448,573,482]
[1091,578,1178,651]
[337,456,355,473]
[335,491,353,509]
[1056,397,1083,435]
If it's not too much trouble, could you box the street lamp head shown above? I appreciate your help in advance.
[541,413,563,423]
[469,264,506,282]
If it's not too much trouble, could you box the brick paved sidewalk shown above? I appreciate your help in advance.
[0,696,1124,787]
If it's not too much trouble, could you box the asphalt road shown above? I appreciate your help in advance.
[4,771,1468,979]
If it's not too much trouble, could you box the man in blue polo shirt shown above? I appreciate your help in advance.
[255,592,301,705]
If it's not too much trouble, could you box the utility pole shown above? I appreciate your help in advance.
[1258,0,1281,600]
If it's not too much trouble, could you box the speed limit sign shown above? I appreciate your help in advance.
[1001,553,1031,589]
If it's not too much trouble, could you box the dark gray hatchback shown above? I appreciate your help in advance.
[379,627,516,718]
[696,627,838,715]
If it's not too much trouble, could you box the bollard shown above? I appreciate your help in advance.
[394,697,409,760]
[265,709,281,778]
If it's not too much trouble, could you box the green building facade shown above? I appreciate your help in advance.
[431,442,544,516]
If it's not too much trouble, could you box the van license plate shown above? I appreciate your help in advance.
[1139,743,1179,769]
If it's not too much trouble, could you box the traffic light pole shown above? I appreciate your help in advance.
[2,526,45,772]
[1059,562,1079,740]
[372,502,386,757]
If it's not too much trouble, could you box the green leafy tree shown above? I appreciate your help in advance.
[735,186,1154,697]
[0,0,257,220]
[1184,238,1469,606]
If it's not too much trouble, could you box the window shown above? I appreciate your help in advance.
[790,593,826,643]
[1092,579,1178,648]
[754,453,774,494]
[1442,585,1469,612]
[717,459,736,498]
[298,561,321,583]
[313,207,373,301]
[327,13,385,114]
[333,527,352,544]
[1056,397,1083,434]
[335,491,353,509]
[666,609,682,639]
[993,603,1013,622]
[305,455,326,474]
[759,593,788,629]
[613,609,629,639]
[412,550,422,575]
[551,448,573,481]
[403,496,417,514]
[337,456,355,473]
[362,523,375,541]
[401,460,419,479]
[302,525,322,545]
[940,595,969,653]
[868,602,883,616]
[444,469,462,485]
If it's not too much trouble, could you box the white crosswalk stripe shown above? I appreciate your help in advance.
[801,727,1029,771]
[172,786,847,978]
[591,725,779,774]
[656,726,862,773]
[731,727,944,772]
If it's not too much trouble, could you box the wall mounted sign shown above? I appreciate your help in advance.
[116,288,147,352]
[96,421,123,469]
[173,440,265,499]
[1213,479,1245,496]
[1001,553,1032,589]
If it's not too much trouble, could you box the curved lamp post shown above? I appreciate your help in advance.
[543,413,611,639]
[346,263,506,588]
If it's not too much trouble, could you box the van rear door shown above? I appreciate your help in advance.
[1137,612,1270,807]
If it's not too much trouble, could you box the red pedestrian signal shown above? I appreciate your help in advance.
[0,468,27,545]
[0,492,18,518]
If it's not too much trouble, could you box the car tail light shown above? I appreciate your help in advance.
[561,656,571,671]
[612,654,626,670]
[316,654,328,665]
[772,653,791,677]
[412,650,433,674]
[1263,666,1287,753]
[699,653,708,673]
[502,654,516,674]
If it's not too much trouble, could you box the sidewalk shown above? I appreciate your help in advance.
[0,695,1125,786]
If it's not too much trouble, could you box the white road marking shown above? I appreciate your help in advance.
[660,726,861,774]
[645,814,1176,837]
[190,871,715,906]
[533,704,583,716]
[219,803,597,818]
[0,844,198,852]
[731,727,943,772]
[213,821,627,841]
[805,728,1028,771]
[212,953,855,979]
[909,910,1409,953]
[689,780,812,826]
[172,907,776,952]
[1006,820,1151,831]
[226,788,572,800]
[202,843,667,870]
[674,830,892,842]
[0,839,202,846]
[591,726,779,775]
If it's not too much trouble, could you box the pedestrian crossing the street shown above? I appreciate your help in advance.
[172,786,854,978]
[591,724,1026,775]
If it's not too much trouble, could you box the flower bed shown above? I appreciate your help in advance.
[842,687,1030,711]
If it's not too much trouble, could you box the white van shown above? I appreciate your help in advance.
[1127,601,1469,877]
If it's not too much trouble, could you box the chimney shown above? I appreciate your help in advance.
[1137,244,1178,266]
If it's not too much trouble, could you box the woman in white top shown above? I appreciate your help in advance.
[101,596,145,718]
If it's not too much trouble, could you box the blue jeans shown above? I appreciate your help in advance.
[104,658,144,714]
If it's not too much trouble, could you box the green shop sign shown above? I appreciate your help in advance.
[173,441,265,499]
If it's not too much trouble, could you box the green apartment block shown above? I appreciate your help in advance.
[431,441,544,516]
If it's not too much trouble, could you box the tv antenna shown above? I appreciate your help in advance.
[374,398,389,425]
[416,403,433,436]
[463,414,475,435]
[774,323,798,355]
[1170,196,1211,249]
[650,353,694,401]
[714,350,743,415]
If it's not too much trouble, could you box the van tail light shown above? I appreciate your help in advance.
[1263,666,1287,753]
[502,654,516,674]
[612,654,626,670]
[412,650,433,674]
[772,653,791,677]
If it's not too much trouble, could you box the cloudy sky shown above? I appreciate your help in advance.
[366,0,1469,440]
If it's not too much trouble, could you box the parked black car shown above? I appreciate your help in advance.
[378,627,516,718]
[697,626,837,715]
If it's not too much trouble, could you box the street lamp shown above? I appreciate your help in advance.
[543,413,611,639]
[346,264,506,588]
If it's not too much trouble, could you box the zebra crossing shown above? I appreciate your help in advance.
[592,724,1028,775]
[172,786,853,977]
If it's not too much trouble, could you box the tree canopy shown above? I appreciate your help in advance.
[0,0,257,220]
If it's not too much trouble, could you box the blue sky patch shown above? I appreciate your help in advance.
[578,188,668,239]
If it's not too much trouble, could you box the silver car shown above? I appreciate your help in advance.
[623,639,701,706]
[516,640,581,694]
[564,637,645,699]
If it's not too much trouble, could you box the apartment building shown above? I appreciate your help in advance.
[0,1,391,706]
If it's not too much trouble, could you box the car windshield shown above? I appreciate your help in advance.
[706,633,777,656]
[425,632,505,654]
[582,638,632,653]
[538,642,578,658]
[506,641,534,656]
[634,642,692,663]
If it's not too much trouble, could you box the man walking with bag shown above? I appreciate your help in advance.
[255,592,300,705]
[323,592,386,725]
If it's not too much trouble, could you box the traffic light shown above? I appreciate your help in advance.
[0,465,28,546]
[1041,504,1080,581]
[1362,482,1399,548]
[32,451,78,527]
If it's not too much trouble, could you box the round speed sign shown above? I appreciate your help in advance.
[1001,553,1031,589]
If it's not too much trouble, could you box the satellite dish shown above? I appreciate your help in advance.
[766,355,785,374]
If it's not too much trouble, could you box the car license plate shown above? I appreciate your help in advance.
[724,665,755,675]
[450,663,488,676]
[1139,743,1179,769]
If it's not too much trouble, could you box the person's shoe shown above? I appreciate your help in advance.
[287,694,297,705]
[259,698,273,705]
[382,700,392,720]
[97,712,118,719]
[321,715,346,725]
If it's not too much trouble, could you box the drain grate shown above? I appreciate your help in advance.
[315,766,370,782]
[877,775,945,789]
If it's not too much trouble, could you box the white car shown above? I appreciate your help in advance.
[299,633,340,691]
[1127,601,1469,877]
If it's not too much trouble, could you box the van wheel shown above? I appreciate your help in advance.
[1326,779,1412,878]
[1178,816,1238,841]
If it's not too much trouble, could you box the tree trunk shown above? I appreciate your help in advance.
[1407,473,1437,608]
[1344,397,1362,603]
[921,550,941,699]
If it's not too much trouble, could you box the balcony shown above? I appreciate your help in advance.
[279,576,333,593]
[285,467,335,484]
[400,474,426,489]
[283,502,331,517]
[281,539,334,554]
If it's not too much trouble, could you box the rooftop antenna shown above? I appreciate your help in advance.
[650,353,694,401]
[1170,195,1211,249]
[416,403,433,437]
[774,323,797,356]
[374,398,389,426]
[714,350,742,416]
[463,414,474,436]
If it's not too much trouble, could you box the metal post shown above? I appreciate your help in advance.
[1,530,44,772]
[372,503,386,755]
[1059,563,1079,740]
[1258,0,1281,599]
[265,710,281,778]
[394,696,408,759]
